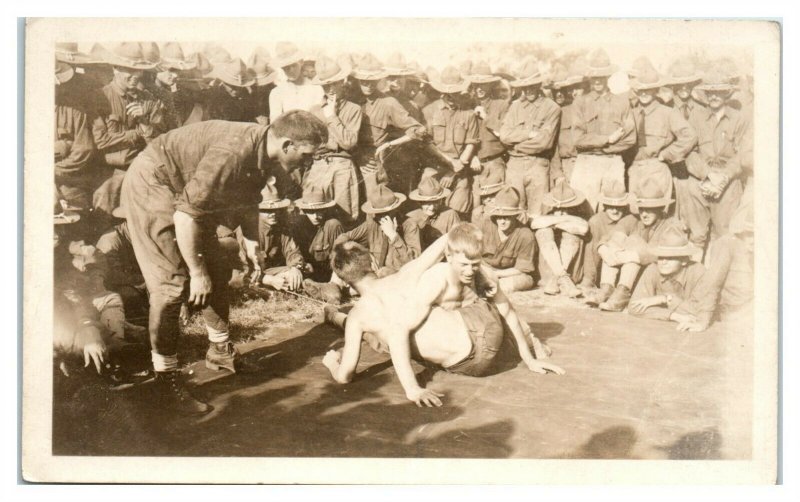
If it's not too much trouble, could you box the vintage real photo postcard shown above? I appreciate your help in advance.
[22,17,780,484]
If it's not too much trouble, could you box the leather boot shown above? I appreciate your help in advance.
[153,371,212,416]
[206,342,260,374]
[599,284,632,312]
[557,274,582,298]
[542,276,560,295]
[585,283,615,306]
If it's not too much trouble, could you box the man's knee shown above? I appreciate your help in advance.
[499,273,534,293]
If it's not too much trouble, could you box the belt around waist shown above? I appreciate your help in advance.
[479,151,507,163]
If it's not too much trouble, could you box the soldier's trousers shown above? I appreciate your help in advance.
[505,155,549,215]
[303,156,360,222]
[121,153,232,358]
[471,155,506,209]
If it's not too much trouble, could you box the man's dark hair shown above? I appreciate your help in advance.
[331,241,375,285]
[270,109,328,146]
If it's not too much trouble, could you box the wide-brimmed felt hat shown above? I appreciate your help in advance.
[477,170,505,197]
[466,60,501,85]
[203,44,233,65]
[259,177,290,210]
[140,42,161,67]
[696,67,736,92]
[629,66,665,91]
[651,225,695,257]
[666,57,702,86]
[274,42,304,68]
[295,186,336,210]
[361,184,406,214]
[634,178,674,208]
[598,178,630,206]
[585,48,619,78]
[158,42,196,72]
[55,43,100,65]
[509,58,544,88]
[247,51,277,86]
[430,66,470,94]
[102,42,158,71]
[352,53,388,81]
[487,187,524,217]
[184,52,214,78]
[55,61,75,85]
[409,176,451,202]
[207,58,255,88]
[628,56,655,79]
[311,57,350,86]
[384,52,416,77]
[543,179,586,209]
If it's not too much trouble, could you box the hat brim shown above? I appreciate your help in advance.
[667,75,702,86]
[652,245,696,258]
[630,80,664,91]
[543,192,586,209]
[295,199,336,210]
[361,193,406,214]
[104,54,158,71]
[635,197,675,208]
[586,65,619,78]
[509,76,545,88]
[385,67,417,77]
[430,80,470,94]
[252,71,278,86]
[56,52,102,65]
[312,67,351,86]
[259,199,291,210]
[553,75,586,89]
[467,74,501,84]
[409,188,451,202]
[487,205,524,217]
[275,54,304,69]
[479,183,504,196]
[353,70,389,81]
[207,68,255,88]
[599,194,631,206]
[696,83,735,92]
[158,59,198,72]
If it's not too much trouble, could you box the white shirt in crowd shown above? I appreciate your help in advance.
[269,79,325,122]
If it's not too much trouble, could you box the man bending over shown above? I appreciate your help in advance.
[322,223,564,407]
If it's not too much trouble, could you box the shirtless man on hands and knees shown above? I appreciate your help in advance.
[323,223,564,408]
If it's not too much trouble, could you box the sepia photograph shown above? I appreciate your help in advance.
[21,16,780,484]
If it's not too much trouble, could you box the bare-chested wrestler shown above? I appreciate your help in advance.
[322,223,564,407]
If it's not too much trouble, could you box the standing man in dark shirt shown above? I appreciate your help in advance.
[351,53,427,196]
[467,60,510,212]
[119,111,327,415]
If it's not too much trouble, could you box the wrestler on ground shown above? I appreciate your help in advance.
[322,223,563,408]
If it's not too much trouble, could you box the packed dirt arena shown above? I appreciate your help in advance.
[51,40,754,458]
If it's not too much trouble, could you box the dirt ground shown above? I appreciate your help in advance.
[52,290,753,459]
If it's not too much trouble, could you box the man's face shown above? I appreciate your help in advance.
[114,67,144,92]
[157,70,178,87]
[283,62,303,82]
[553,88,567,106]
[221,82,248,99]
[386,76,404,93]
[637,88,657,106]
[604,205,626,222]
[420,201,441,218]
[671,83,694,101]
[521,85,540,102]
[590,77,607,94]
[322,81,345,99]
[493,215,514,232]
[638,207,662,227]
[657,257,684,277]
[301,61,316,80]
[304,209,324,227]
[279,140,317,170]
[447,251,482,285]
[706,90,729,110]
[471,82,493,100]
[358,79,379,97]
[260,210,279,226]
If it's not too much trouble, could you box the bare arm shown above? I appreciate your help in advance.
[387,329,443,407]
[397,233,448,280]
[324,310,364,384]
[174,210,212,306]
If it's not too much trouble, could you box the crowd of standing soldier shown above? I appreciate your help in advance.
[52,41,755,415]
